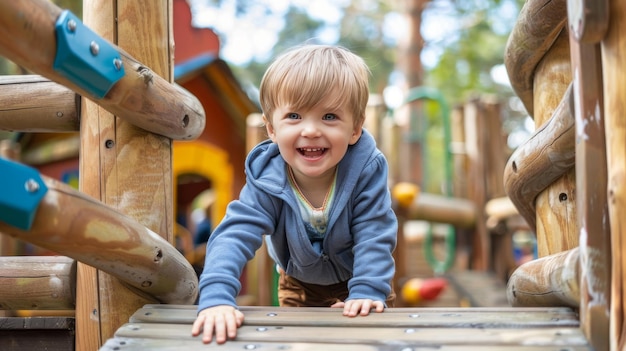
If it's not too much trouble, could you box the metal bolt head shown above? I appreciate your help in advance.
[67,19,77,32]
[113,58,123,71]
[90,41,100,56]
[24,179,40,193]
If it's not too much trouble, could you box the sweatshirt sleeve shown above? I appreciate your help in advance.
[347,153,398,304]
[196,183,277,313]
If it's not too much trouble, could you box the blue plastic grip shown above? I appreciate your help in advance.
[0,158,48,230]
[53,10,125,98]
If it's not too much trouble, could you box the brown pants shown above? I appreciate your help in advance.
[277,269,396,307]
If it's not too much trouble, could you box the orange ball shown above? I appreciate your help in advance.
[401,278,424,305]
[392,182,420,208]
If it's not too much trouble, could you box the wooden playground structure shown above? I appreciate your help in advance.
[0,0,622,350]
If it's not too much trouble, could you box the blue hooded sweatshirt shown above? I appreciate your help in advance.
[197,129,397,312]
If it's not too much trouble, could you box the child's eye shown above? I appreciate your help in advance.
[287,112,300,119]
[322,114,337,121]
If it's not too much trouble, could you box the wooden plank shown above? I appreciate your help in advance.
[101,305,591,350]
[112,322,588,346]
[102,336,592,351]
[129,305,580,328]
[102,338,382,351]
[0,317,75,351]
[102,337,592,351]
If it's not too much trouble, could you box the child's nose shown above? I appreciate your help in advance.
[301,121,321,137]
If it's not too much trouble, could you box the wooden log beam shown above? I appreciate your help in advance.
[0,256,76,311]
[402,193,476,229]
[0,75,79,133]
[507,247,580,308]
[503,83,576,232]
[0,176,198,305]
[504,0,568,116]
[0,0,204,140]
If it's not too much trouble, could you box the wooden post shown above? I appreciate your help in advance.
[569,11,611,350]
[602,0,626,348]
[245,113,272,306]
[463,99,489,270]
[532,29,578,257]
[76,1,176,349]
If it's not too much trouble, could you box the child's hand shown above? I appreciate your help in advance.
[331,299,385,317]
[191,305,244,344]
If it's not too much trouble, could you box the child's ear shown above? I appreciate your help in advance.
[263,115,276,142]
[349,121,364,145]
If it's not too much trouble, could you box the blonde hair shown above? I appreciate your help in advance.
[259,45,370,128]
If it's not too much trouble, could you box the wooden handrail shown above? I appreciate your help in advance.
[0,176,198,305]
[0,0,205,140]
[503,83,576,231]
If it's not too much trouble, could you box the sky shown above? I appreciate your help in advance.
[188,0,525,146]
[189,0,458,68]
[189,0,347,65]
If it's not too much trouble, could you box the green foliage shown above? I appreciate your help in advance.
[424,0,522,106]
[0,0,83,75]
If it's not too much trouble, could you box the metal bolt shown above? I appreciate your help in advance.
[113,58,123,71]
[105,139,115,148]
[67,19,77,32]
[56,111,63,118]
[90,41,100,56]
[24,179,39,193]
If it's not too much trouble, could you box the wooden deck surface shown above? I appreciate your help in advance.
[99,304,591,350]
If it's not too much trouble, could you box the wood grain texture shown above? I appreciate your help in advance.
[507,248,579,308]
[98,304,591,350]
[601,0,626,348]
[504,0,568,116]
[503,83,575,234]
[0,0,204,140]
[569,29,611,351]
[0,176,198,305]
[0,256,76,310]
[0,75,79,132]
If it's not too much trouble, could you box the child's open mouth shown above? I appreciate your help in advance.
[298,147,327,157]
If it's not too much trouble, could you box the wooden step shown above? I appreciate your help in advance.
[99,304,592,350]
[0,316,75,351]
